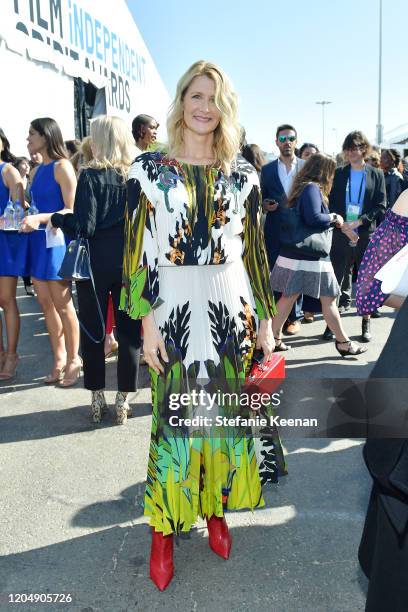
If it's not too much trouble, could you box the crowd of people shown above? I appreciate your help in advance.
[1,60,407,601]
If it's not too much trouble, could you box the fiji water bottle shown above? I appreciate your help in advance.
[14,199,25,228]
[4,199,16,230]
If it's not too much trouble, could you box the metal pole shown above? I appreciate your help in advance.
[376,0,383,144]
[322,105,325,152]
[316,101,332,153]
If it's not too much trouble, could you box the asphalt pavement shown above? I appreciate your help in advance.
[0,283,396,612]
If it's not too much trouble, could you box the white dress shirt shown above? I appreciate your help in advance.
[278,157,305,195]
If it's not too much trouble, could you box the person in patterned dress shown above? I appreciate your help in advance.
[120,60,286,590]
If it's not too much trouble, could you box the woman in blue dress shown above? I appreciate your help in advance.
[0,128,27,380]
[20,118,81,386]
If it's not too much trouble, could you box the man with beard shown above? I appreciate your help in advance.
[261,124,305,335]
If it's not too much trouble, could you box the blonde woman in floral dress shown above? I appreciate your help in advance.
[121,60,286,590]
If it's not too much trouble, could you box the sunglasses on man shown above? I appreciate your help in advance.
[278,135,296,143]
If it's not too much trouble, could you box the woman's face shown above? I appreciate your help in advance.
[182,75,221,137]
[18,159,30,177]
[27,125,46,155]
[140,120,158,146]
[301,146,318,160]
[344,143,366,166]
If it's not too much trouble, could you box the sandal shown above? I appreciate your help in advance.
[59,358,82,388]
[335,340,368,358]
[274,337,290,352]
[0,353,19,381]
[44,365,66,384]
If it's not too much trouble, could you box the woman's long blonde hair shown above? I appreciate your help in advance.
[86,116,135,177]
[167,60,240,174]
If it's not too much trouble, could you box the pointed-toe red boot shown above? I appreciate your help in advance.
[206,515,232,560]
[149,528,174,591]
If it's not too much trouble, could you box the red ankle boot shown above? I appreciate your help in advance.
[150,528,174,591]
[206,515,232,560]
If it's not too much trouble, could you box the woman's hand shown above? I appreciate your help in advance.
[334,214,344,228]
[20,214,41,232]
[142,311,169,374]
[341,222,359,243]
[256,318,275,361]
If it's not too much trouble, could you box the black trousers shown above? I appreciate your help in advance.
[330,230,370,307]
[76,226,141,391]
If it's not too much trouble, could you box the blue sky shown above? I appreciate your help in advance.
[127,0,407,155]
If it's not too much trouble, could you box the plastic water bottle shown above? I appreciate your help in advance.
[14,199,25,228]
[4,199,16,230]
[28,198,39,216]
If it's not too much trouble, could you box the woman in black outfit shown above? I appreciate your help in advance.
[359,298,408,611]
[328,131,386,343]
[51,116,141,424]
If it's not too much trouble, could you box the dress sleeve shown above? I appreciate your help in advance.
[241,173,276,320]
[120,167,162,319]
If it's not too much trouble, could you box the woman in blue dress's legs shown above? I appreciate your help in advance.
[20,118,81,386]
[0,128,26,380]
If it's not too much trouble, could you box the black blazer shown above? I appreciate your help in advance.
[329,164,386,235]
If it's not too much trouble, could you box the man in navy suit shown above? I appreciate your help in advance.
[261,124,305,334]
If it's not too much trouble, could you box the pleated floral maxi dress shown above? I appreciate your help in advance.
[121,152,286,535]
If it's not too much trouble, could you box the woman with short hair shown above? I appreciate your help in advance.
[121,61,286,590]
[50,116,141,423]
[131,114,159,152]
[328,131,386,342]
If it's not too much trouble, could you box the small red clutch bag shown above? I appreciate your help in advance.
[244,350,286,399]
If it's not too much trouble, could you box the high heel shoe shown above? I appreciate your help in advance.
[44,365,66,384]
[150,528,174,591]
[335,340,368,359]
[206,515,232,560]
[115,392,132,425]
[59,358,82,388]
[0,353,19,381]
[274,337,290,352]
[0,351,6,372]
[91,390,108,423]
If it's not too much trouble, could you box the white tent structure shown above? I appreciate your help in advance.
[382,124,408,157]
[0,0,170,155]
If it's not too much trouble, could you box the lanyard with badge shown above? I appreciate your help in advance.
[345,170,365,246]
[346,171,365,222]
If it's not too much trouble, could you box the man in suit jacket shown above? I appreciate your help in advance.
[329,131,386,342]
[261,124,305,335]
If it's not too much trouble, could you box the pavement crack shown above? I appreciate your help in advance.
[112,529,129,572]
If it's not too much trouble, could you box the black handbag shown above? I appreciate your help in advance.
[58,238,91,281]
[58,238,106,343]
[279,200,332,258]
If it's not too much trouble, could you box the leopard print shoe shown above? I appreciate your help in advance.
[115,392,132,425]
[91,390,108,423]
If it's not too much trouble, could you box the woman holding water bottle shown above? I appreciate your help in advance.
[328,131,386,343]
[0,128,27,380]
[20,118,81,387]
